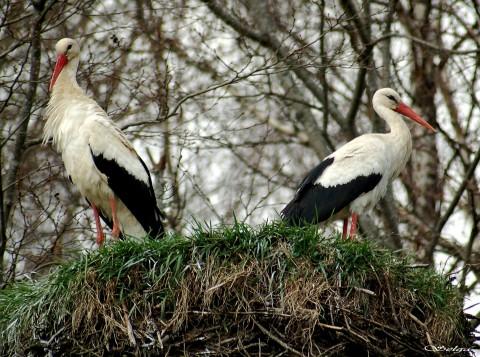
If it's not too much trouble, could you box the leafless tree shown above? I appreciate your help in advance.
[1,0,479,319]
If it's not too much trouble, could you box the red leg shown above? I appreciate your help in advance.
[91,204,105,246]
[109,196,121,238]
[349,213,358,239]
[342,217,349,239]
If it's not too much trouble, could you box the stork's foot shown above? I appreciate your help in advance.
[96,229,105,246]
[349,213,358,240]
[341,214,358,240]
[91,203,105,246]
[111,223,120,238]
[109,196,121,239]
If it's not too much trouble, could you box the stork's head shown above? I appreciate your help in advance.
[373,88,402,110]
[373,88,436,132]
[49,38,80,91]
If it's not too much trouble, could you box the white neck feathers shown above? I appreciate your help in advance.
[43,57,94,151]
[373,103,413,176]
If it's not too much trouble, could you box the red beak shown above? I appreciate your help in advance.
[49,54,68,91]
[394,102,436,132]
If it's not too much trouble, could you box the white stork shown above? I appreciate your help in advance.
[281,88,436,239]
[44,38,165,245]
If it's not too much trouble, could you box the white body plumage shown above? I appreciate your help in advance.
[282,88,434,238]
[318,121,412,215]
[44,38,164,242]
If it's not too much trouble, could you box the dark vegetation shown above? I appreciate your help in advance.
[0,223,475,356]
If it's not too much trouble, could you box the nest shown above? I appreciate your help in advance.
[0,223,475,356]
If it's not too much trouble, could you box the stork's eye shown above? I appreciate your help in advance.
[387,94,397,103]
[67,44,72,51]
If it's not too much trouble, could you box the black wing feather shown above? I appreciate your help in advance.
[90,147,165,238]
[281,157,382,225]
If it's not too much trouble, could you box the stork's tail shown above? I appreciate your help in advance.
[280,200,303,226]
[149,206,166,239]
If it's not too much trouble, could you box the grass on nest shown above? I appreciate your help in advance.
[0,221,472,355]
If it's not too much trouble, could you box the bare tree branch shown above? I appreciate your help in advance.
[1,0,54,283]
[427,147,480,263]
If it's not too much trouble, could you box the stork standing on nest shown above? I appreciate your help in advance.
[281,88,436,239]
[44,38,165,245]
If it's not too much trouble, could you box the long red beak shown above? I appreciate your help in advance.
[394,102,436,132]
[49,54,68,92]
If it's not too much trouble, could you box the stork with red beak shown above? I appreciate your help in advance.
[44,38,165,245]
[281,88,436,239]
